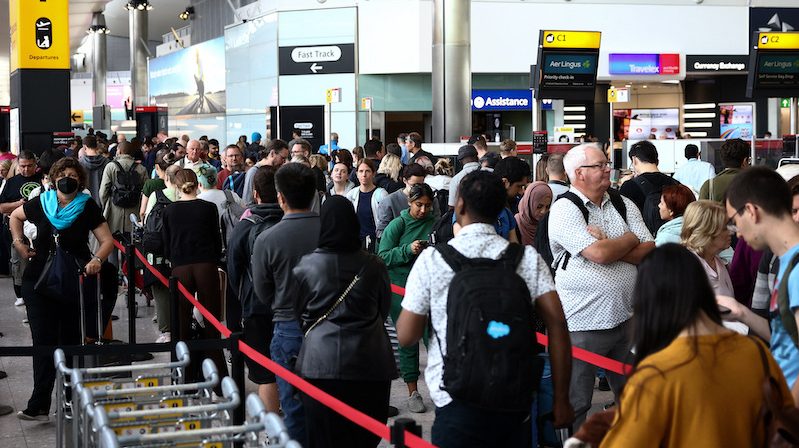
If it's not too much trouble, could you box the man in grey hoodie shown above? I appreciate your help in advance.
[79,135,110,206]
[375,163,438,238]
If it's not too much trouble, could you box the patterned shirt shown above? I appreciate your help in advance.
[548,187,653,332]
[401,223,555,408]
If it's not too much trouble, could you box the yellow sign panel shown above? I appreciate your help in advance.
[541,30,601,49]
[607,88,629,103]
[9,0,70,71]
[70,110,84,124]
[758,32,799,50]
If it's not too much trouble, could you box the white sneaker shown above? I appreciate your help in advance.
[14,298,24,306]
[155,332,171,343]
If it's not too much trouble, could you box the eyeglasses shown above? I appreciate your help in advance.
[726,205,746,233]
[579,161,612,170]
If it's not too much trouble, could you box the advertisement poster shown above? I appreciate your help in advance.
[720,104,754,139]
[613,109,679,140]
[149,37,226,115]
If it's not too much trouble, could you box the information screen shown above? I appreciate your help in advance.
[755,52,799,89]
[539,52,598,90]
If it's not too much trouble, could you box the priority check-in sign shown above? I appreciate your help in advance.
[279,43,355,76]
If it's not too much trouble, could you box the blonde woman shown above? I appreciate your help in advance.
[681,200,735,297]
[375,153,403,193]
[425,158,453,192]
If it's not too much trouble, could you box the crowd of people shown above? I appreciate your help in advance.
[0,128,798,448]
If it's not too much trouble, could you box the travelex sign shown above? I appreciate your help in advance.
[471,90,532,111]
[609,53,680,75]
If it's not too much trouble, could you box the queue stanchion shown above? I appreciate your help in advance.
[126,240,137,344]
[391,418,422,448]
[169,276,181,363]
[229,332,246,428]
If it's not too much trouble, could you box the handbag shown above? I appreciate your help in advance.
[750,336,799,447]
[303,266,365,337]
[34,229,84,302]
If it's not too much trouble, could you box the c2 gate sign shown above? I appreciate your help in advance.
[471,90,532,111]
[279,44,355,76]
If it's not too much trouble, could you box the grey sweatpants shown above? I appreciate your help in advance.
[568,319,633,431]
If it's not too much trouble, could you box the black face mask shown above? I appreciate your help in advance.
[56,177,79,195]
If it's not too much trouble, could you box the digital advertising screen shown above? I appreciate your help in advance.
[719,104,754,139]
[614,108,679,140]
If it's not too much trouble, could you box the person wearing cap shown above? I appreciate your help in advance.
[318,132,340,156]
[447,145,480,210]
[246,132,264,162]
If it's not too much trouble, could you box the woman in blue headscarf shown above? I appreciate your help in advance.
[9,156,114,421]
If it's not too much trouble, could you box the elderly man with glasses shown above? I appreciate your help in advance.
[547,143,654,431]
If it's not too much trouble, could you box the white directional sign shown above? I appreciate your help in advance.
[279,43,355,76]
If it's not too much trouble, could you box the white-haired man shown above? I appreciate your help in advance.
[547,143,654,429]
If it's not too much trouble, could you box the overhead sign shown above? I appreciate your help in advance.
[471,90,532,111]
[609,53,680,75]
[607,88,629,103]
[539,53,598,89]
[541,30,601,49]
[758,32,799,50]
[686,55,749,73]
[70,110,84,124]
[9,0,70,71]
[279,44,355,76]
[782,98,792,108]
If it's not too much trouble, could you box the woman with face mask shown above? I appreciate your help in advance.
[514,181,553,248]
[9,157,115,421]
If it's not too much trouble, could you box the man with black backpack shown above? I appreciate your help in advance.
[99,141,147,247]
[397,170,574,447]
[227,165,283,415]
[548,144,654,430]
[619,140,679,235]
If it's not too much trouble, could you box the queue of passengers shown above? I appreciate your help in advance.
[2,130,799,448]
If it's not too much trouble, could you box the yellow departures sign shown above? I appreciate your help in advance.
[758,32,799,51]
[10,0,70,71]
[541,30,601,49]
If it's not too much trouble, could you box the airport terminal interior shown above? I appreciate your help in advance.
[0,0,797,447]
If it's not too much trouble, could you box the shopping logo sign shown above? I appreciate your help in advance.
[609,53,681,75]
[471,90,532,111]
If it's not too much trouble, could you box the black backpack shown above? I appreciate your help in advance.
[110,160,143,208]
[634,175,678,235]
[534,190,627,274]
[433,189,449,216]
[429,209,455,246]
[434,243,542,412]
[239,212,283,301]
[141,190,171,254]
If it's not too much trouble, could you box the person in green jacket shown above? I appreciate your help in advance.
[378,183,435,413]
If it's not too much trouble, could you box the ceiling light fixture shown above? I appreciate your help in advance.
[125,0,153,11]
[179,6,195,21]
[87,13,110,34]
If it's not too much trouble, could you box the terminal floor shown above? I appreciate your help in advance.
[0,276,612,447]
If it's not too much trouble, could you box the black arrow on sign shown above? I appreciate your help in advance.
[71,113,81,121]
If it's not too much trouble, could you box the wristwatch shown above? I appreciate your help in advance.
[91,256,102,264]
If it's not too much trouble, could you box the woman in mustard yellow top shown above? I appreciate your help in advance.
[599,244,794,448]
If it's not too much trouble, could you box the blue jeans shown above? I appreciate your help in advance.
[270,320,306,447]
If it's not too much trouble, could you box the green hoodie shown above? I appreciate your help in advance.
[378,208,435,288]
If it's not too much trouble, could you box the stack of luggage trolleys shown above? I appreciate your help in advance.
[54,341,300,448]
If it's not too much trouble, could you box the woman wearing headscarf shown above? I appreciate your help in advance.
[292,196,396,448]
[9,157,115,421]
[514,181,553,247]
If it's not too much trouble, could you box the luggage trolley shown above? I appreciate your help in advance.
[76,359,223,447]
[96,394,301,448]
[89,377,241,447]
[54,342,191,448]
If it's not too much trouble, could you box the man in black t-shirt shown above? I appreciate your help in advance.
[619,141,679,234]
[0,150,43,307]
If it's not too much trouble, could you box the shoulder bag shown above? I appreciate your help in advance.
[750,336,799,447]
[34,229,84,302]
[303,265,366,337]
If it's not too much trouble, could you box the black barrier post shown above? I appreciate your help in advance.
[229,332,245,427]
[126,241,137,344]
[169,276,181,363]
[391,418,421,448]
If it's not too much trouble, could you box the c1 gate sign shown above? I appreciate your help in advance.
[279,43,355,76]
